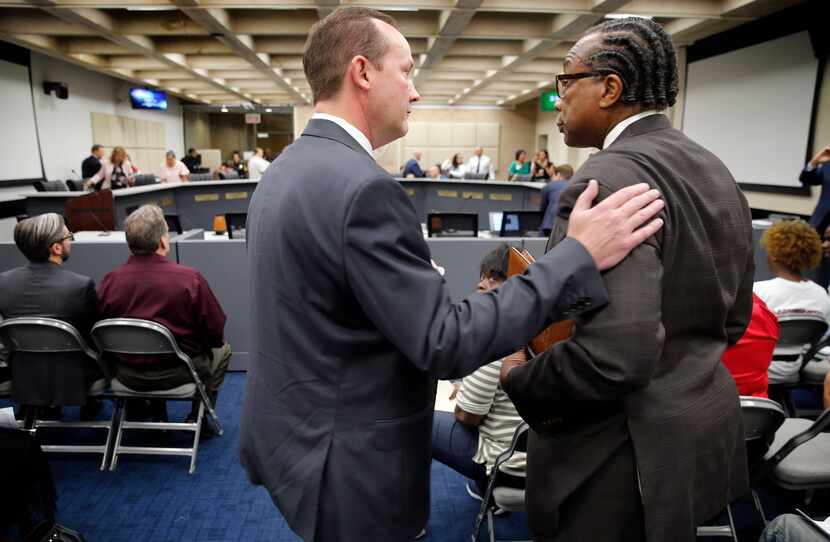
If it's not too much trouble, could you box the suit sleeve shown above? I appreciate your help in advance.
[504,176,666,432]
[725,206,755,345]
[800,163,825,186]
[343,176,609,380]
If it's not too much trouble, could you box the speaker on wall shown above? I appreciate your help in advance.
[43,81,68,100]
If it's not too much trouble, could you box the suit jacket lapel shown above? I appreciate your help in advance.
[302,118,373,159]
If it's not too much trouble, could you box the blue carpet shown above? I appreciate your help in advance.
[7,374,827,541]
[6,373,531,542]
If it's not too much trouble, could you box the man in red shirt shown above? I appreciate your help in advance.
[98,205,231,425]
[721,293,779,397]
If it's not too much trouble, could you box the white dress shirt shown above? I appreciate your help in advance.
[465,154,495,179]
[248,155,270,181]
[158,160,189,183]
[602,110,661,149]
[311,113,373,156]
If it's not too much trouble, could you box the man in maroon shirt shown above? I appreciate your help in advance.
[97,205,231,424]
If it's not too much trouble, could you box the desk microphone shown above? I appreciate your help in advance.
[79,207,111,236]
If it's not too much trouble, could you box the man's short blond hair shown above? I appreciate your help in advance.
[303,7,398,104]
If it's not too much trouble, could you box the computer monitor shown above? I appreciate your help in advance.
[164,214,183,235]
[225,213,247,239]
[488,212,503,233]
[499,211,543,238]
[427,213,478,238]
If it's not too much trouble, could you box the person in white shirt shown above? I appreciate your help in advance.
[754,219,830,383]
[441,153,466,179]
[465,146,495,180]
[158,151,190,184]
[248,147,271,181]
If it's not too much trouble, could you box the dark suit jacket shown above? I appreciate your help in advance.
[0,263,99,405]
[239,118,610,541]
[504,114,753,541]
[800,162,830,227]
[81,155,101,180]
[402,158,425,178]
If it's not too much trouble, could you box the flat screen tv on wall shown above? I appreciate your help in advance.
[130,88,168,110]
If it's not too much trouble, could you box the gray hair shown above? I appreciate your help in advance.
[14,213,65,262]
[124,205,168,255]
[165,150,176,159]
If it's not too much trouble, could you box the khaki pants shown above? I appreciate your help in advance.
[114,342,232,408]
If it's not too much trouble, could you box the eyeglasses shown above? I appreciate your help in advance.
[555,71,604,97]
[55,232,74,243]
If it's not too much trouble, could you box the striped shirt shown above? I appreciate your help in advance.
[456,358,526,476]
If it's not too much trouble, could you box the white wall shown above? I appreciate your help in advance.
[29,52,184,181]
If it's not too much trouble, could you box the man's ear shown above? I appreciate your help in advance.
[348,56,372,92]
[598,73,624,109]
[49,241,62,258]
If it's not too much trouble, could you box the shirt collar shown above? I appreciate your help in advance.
[311,113,373,156]
[602,110,660,149]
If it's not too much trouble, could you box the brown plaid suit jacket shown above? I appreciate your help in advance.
[504,114,754,541]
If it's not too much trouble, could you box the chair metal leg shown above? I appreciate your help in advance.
[726,503,738,542]
[109,399,127,471]
[189,401,204,475]
[99,400,120,470]
[752,490,767,526]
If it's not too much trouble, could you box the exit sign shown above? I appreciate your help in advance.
[540,91,560,112]
[245,113,262,124]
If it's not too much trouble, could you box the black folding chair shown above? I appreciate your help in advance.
[471,422,529,542]
[91,318,222,474]
[0,317,115,470]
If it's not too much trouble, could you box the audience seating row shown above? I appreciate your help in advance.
[0,316,222,474]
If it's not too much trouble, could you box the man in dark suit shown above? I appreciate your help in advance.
[801,144,830,287]
[0,213,100,410]
[81,144,104,180]
[501,18,753,542]
[800,144,830,228]
[402,150,425,177]
[239,8,665,542]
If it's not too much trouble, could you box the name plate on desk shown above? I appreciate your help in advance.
[159,197,174,207]
[225,191,249,200]
[437,190,458,198]
[195,194,220,202]
[489,193,512,201]
[405,189,416,196]
[462,191,484,200]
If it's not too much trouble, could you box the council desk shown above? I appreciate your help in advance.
[20,178,545,230]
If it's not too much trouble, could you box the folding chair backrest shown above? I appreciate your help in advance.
[508,422,529,455]
[91,318,184,359]
[741,396,786,471]
[741,396,786,442]
[0,317,95,357]
[777,316,828,348]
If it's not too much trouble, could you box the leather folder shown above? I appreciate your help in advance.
[507,246,574,356]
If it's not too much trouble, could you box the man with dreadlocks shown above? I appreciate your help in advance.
[500,17,753,541]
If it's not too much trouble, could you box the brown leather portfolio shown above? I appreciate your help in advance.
[507,246,574,356]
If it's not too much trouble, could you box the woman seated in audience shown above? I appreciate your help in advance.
[215,161,239,180]
[754,220,830,384]
[721,293,779,397]
[508,149,531,180]
[230,150,248,179]
[432,244,526,502]
[441,153,466,179]
[530,149,551,182]
[84,146,138,190]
